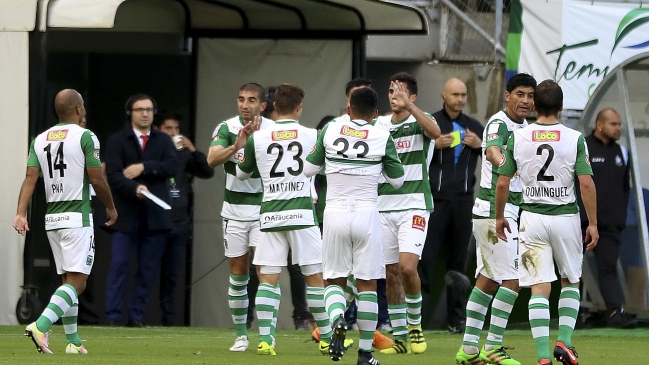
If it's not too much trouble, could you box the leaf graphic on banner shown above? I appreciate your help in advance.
[612,8,649,55]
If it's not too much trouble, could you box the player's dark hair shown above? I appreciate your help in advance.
[345,78,373,97]
[261,86,276,119]
[274,83,305,115]
[389,72,417,95]
[239,83,266,103]
[349,87,378,120]
[317,115,335,131]
[506,73,537,93]
[534,80,563,117]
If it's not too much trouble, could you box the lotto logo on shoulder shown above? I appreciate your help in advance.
[412,215,426,231]
[341,125,368,139]
[532,130,560,142]
[47,129,68,141]
[272,130,298,141]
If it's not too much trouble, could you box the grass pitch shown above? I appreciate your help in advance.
[0,325,646,364]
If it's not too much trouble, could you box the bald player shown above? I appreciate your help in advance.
[16,89,117,355]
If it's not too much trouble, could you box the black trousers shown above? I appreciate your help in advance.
[419,200,473,328]
[587,227,624,312]
[159,221,190,325]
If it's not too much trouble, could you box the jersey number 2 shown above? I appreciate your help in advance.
[44,142,67,178]
[536,144,554,181]
[268,142,303,178]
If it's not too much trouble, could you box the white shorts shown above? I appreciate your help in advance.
[474,218,519,282]
[518,211,583,287]
[46,227,95,275]
[253,226,322,268]
[223,219,260,258]
[322,201,385,281]
[380,210,430,265]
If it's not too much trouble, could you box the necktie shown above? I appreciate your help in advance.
[140,135,148,151]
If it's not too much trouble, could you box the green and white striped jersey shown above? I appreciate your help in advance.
[28,123,102,230]
[237,120,317,232]
[499,122,592,215]
[473,110,527,219]
[306,118,404,202]
[211,115,274,221]
[373,114,434,212]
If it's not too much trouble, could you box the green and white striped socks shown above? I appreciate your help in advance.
[308,287,332,342]
[36,284,77,333]
[256,283,279,344]
[462,287,493,354]
[558,285,580,347]
[62,298,81,346]
[405,293,422,326]
[344,276,358,308]
[529,295,551,361]
[228,274,249,337]
[324,285,346,323]
[388,304,408,341]
[356,292,378,352]
[485,286,518,349]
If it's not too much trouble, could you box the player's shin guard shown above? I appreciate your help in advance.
[36,284,77,333]
[62,298,82,346]
[228,274,249,337]
[308,287,332,342]
[557,285,580,348]
[356,291,378,351]
[529,295,552,361]
[324,285,347,324]
[485,286,518,349]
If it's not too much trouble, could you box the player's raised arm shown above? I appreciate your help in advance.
[304,126,328,178]
[381,135,405,189]
[236,134,257,181]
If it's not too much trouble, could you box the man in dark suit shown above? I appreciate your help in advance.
[154,112,214,326]
[104,94,178,326]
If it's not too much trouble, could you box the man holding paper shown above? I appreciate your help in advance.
[103,94,178,327]
[419,78,483,334]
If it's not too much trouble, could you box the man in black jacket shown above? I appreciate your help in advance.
[104,94,178,326]
[578,108,635,328]
[154,112,215,326]
[419,78,483,331]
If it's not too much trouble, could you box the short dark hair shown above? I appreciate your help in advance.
[239,83,266,103]
[261,86,276,119]
[154,111,182,128]
[534,80,563,117]
[349,87,378,120]
[125,94,157,114]
[390,72,417,95]
[506,73,537,93]
[274,83,305,115]
[345,78,372,97]
[316,115,335,131]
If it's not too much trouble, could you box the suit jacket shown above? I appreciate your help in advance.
[104,124,178,233]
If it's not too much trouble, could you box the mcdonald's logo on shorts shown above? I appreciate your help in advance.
[412,215,426,231]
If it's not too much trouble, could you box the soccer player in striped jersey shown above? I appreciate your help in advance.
[373,72,441,355]
[237,83,343,356]
[456,73,536,365]
[207,83,274,352]
[495,80,598,365]
[305,86,405,365]
[15,89,117,354]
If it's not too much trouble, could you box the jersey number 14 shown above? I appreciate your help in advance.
[44,142,67,178]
